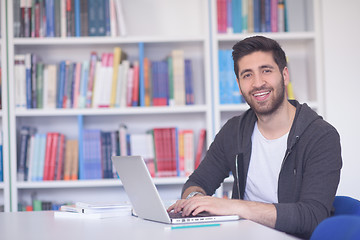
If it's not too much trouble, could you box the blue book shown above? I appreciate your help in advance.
[232,0,242,33]
[18,126,30,181]
[78,115,85,179]
[253,0,261,32]
[265,0,271,32]
[225,50,242,104]
[82,129,90,179]
[37,133,47,181]
[159,60,169,105]
[185,59,194,105]
[57,61,66,108]
[79,61,89,108]
[45,0,55,37]
[106,132,113,178]
[104,0,111,36]
[226,0,232,32]
[96,0,106,36]
[151,61,158,105]
[31,54,37,108]
[74,0,81,37]
[138,42,145,106]
[100,132,107,178]
[87,0,98,36]
[219,50,228,104]
[25,54,32,109]
[30,133,40,181]
[85,129,102,179]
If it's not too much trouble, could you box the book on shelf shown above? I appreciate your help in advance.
[182,130,195,177]
[172,50,186,106]
[0,131,3,182]
[0,66,2,109]
[14,0,127,38]
[15,49,195,110]
[195,129,206,170]
[16,123,201,181]
[216,0,302,34]
[218,49,244,105]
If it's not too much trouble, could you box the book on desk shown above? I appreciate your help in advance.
[54,201,132,219]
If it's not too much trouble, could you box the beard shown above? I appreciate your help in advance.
[241,76,286,116]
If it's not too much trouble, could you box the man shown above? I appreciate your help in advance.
[168,36,342,239]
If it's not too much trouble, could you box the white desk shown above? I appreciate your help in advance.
[0,211,299,240]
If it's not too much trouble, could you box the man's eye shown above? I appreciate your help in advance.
[263,69,272,74]
[242,73,251,79]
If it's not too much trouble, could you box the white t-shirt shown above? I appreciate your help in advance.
[244,122,288,203]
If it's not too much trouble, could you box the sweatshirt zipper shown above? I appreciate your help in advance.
[281,136,300,175]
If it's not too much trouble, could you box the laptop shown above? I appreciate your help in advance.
[111,155,240,224]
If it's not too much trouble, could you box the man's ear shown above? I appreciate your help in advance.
[282,67,290,85]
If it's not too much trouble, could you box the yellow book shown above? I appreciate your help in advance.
[110,47,122,107]
[144,58,151,107]
[287,81,296,100]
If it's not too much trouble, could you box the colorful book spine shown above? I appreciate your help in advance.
[74,0,81,37]
[138,42,145,106]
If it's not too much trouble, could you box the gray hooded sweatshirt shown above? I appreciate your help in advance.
[183,100,342,239]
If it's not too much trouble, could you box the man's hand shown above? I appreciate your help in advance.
[167,195,240,217]
[167,195,277,228]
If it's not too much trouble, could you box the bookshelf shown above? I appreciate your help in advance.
[2,0,326,211]
[7,0,213,211]
[1,0,11,212]
[210,0,324,134]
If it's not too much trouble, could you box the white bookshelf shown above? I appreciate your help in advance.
[7,0,213,211]
[210,0,324,132]
[1,0,11,212]
[2,0,326,211]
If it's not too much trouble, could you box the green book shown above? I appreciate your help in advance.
[36,62,44,109]
[33,200,42,211]
[167,57,174,106]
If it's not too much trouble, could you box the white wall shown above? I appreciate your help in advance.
[321,0,360,199]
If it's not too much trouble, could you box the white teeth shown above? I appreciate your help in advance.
[253,91,270,97]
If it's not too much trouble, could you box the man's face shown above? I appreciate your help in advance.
[237,51,288,116]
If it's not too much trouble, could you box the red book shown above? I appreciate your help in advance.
[43,133,54,181]
[26,205,33,212]
[152,128,163,177]
[183,129,194,176]
[217,0,227,33]
[72,62,82,108]
[177,130,185,176]
[55,134,65,180]
[195,129,206,169]
[34,2,40,37]
[168,128,177,177]
[48,132,59,180]
[131,61,140,106]
[86,52,98,108]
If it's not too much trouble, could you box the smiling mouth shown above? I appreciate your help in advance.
[253,91,270,97]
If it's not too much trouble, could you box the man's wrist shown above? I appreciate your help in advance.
[186,191,205,199]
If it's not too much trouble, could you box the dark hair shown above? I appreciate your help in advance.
[232,36,287,80]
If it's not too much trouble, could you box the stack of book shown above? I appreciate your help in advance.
[54,201,132,219]
[14,49,194,110]
[16,125,207,181]
[14,0,127,38]
[217,0,307,34]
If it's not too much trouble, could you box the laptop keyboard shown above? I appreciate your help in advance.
[168,211,211,219]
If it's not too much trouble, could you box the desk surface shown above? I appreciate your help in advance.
[0,211,299,240]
